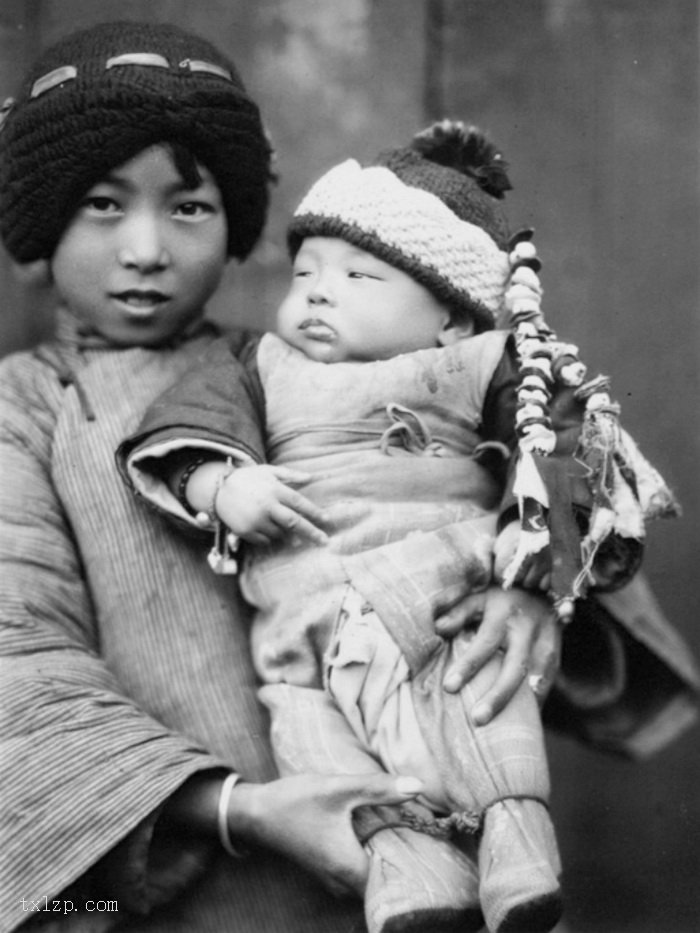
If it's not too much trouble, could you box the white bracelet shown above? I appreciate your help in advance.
[195,457,235,528]
[217,773,246,857]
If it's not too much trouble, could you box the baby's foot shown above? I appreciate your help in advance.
[478,798,563,933]
[356,803,483,933]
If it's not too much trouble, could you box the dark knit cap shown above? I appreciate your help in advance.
[288,121,513,330]
[0,21,273,262]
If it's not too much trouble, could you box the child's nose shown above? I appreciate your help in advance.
[118,216,170,272]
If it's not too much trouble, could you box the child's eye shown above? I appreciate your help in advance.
[293,269,311,278]
[174,201,214,219]
[348,270,378,280]
[82,196,120,215]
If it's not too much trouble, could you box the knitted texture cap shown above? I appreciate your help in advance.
[0,21,273,262]
[288,121,513,330]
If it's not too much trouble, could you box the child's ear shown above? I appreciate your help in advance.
[12,257,53,289]
[437,316,474,346]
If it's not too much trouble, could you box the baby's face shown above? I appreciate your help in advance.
[50,144,228,347]
[276,237,452,363]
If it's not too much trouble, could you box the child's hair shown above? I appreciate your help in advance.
[0,21,274,264]
[287,121,513,332]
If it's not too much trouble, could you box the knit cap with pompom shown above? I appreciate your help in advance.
[0,20,273,263]
[288,120,513,331]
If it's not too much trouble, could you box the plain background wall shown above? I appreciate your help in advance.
[0,2,698,931]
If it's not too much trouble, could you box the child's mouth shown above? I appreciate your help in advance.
[113,290,169,315]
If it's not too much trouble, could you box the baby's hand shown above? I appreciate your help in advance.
[216,465,328,546]
[494,521,551,592]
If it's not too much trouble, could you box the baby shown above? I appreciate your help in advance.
[120,121,674,933]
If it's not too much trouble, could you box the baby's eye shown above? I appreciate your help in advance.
[293,268,312,278]
[348,270,378,280]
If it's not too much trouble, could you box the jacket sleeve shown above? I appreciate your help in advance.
[544,576,700,759]
[0,359,227,929]
[117,335,267,527]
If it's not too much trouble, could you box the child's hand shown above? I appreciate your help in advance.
[494,521,551,592]
[226,772,423,897]
[440,586,562,723]
[216,465,328,546]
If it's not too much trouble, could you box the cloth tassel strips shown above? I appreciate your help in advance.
[501,229,679,620]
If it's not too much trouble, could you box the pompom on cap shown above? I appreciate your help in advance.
[410,119,512,200]
[376,119,513,250]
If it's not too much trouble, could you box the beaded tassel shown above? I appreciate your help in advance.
[500,231,584,620]
[501,229,679,619]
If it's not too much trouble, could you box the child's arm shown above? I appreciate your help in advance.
[161,770,423,899]
[118,335,266,527]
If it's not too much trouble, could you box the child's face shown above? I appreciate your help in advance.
[50,144,228,347]
[276,237,455,363]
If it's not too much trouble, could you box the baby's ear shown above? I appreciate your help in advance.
[437,316,474,346]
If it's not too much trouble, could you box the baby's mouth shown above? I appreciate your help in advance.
[299,318,336,341]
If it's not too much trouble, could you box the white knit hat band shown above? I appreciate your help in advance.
[293,159,509,314]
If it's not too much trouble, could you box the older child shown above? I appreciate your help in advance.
[0,21,447,933]
[119,123,695,933]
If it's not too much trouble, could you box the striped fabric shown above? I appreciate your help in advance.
[0,312,364,933]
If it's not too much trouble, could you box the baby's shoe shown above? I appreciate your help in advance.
[478,798,563,933]
[356,803,483,933]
